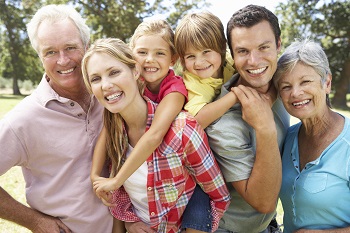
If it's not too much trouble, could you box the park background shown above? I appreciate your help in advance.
[0,0,349,232]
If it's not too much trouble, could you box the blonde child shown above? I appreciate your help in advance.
[90,21,217,232]
[82,38,230,233]
[174,11,237,128]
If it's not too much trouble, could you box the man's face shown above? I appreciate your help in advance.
[230,20,281,93]
[37,19,86,95]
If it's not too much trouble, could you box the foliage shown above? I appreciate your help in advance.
[275,0,350,108]
[0,0,208,94]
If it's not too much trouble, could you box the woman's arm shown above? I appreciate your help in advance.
[91,126,107,183]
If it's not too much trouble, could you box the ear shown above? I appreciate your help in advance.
[276,37,282,53]
[133,62,141,80]
[170,54,179,67]
[325,73,332,94]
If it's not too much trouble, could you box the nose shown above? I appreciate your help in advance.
[145,53,154,63]
[194,56,205,66]
[57,51,70,66]
[291,85,304,97]
[247,50,261,65]
[101,78,113,90]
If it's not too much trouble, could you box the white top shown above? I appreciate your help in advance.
[123,145,150,224]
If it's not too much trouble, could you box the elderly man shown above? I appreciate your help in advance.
[0,5,113,233]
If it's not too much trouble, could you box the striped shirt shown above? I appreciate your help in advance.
[110,98,230,232]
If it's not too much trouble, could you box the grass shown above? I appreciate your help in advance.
[0,94,30,232]
[0,92,349,232]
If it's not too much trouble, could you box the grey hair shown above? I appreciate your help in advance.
[26,4,90,54]
[274,38,332,107]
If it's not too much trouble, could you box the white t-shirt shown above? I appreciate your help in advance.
[123,145,150,223]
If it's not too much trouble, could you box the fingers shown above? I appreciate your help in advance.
[232,85,261,103]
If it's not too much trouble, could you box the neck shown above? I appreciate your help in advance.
[301,109,340,137]
[122,96,148,146]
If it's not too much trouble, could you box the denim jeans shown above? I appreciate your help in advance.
[181,184,212,232]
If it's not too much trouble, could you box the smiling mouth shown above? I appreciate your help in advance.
[59,68,75,74]
[196,65,211,71]
[292,99,311,106]
[247,67,267,74]
[106,92,123,101]
[144,67,158,72]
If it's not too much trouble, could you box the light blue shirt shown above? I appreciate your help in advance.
[280,114,350,233]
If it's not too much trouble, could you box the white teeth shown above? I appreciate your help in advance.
[145,67,157,72]
[106,92,122,101]
[60,68,74,74]
[293,99,310,106]
[196,65,211,71]
[248,67,266,74]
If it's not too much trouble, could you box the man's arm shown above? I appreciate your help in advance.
[0,187,71,233]
[232,85,281,213]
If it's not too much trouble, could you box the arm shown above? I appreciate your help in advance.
[195,91,238,129]
[231,85,281,213]
[91,126,107,183]
[0,187,71,233]
[125,221,156,233]
[112,218,126,233]
[294,228,350,233]
[94,92,185,193]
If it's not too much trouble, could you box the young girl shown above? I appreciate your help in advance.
[89,20,217,232]
[82,38,230,233]
[90,19,186,193]
[174,11,237,128]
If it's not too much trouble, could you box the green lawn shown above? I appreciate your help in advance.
[0,93,349,232]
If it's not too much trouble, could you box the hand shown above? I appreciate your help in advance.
[125,221,156,233]
[232,85,275,131]
[31,214,71,233]
[93,177,117,207]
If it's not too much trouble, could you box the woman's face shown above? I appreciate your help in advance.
[277,62,331,120]
[86,52,140,114]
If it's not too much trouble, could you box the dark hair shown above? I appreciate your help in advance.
[226,4,281,55]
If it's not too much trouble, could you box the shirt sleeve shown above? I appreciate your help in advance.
[158,73,188,102]
[205,108,256,183]
[182,116,230,227]
[110,186,141,222]
[0,118,27,175]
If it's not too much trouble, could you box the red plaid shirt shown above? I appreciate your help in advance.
[110,99,230,232]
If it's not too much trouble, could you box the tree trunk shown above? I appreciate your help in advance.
[332,59,350,109]
[12,76,21,95]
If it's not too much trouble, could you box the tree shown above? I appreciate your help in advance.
[0,0,209,94]
[276,0,350,109]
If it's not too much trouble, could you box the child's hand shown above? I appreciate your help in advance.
[93,177,120,206]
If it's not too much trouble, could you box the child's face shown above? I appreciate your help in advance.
[184,48,222,79]
[132,35,174,91]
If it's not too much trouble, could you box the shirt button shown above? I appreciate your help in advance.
[148,162,152,166]
[150,212,155,216]
[147,187,152,191]
[70,102,74,106]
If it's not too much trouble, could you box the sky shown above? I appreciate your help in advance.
[146,0,286,31]
[203,0,285,28]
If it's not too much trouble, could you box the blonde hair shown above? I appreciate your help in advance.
[174,11,227,68]
[129,19,176,56]
[82,38,145,176]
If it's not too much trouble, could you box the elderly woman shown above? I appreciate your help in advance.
[274,39,350,232]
